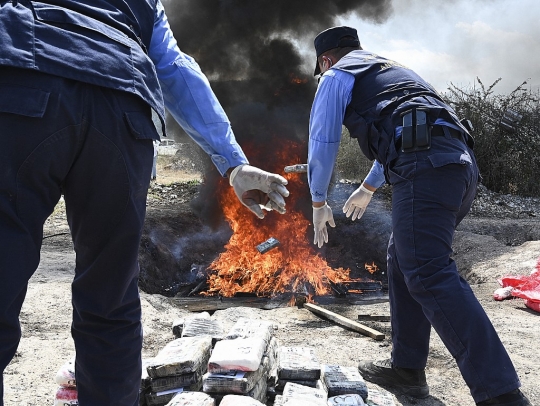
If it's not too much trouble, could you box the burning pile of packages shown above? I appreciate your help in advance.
[53,314,397,405]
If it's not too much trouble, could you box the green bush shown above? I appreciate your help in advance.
[443,78,540,196]
[335,126,373,182]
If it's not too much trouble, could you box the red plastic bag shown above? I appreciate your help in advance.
[496,258,540,313]
[54,386,78,405]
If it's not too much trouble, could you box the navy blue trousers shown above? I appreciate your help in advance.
[387,131,520,403]
[0,67,156,405]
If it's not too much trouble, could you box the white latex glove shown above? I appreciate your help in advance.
[229,164,289,219]
[313,203,336,248]
[343,184,374,221]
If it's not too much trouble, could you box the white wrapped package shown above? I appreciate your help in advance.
[366,389,396,406]
[282,382,327,406]
[278,347,321,380]
[54,386,78,405]
[219,394,266,406]
[328,394,366,405]
[225,318,275,347]
[55,358,76,388]
[147,336,212,378]
[165,391,215,406]
[207,337,266,373]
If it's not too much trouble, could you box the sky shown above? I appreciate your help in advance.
[339,0,540,94]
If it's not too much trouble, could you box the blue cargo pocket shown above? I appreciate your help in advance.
[124,111,159,140]
[428,150,472,168]
[0,83,49,117]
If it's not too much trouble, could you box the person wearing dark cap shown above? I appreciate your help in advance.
[307,26,530,406]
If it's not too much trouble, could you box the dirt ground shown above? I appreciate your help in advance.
[3,163,540,406]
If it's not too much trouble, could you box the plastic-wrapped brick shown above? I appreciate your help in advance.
[321,365,368,400]
[165,391,215,406]
[366,389,396,406]
[55,358,76,388]
[203,356,270,394]
[281,382,327,405]
[146,336,212,379]
[219,394,266,406]
[181,314,223,344]
[145,383,201,406]
[207,337,267,374]
[328,394,366,405]
[224,318,276,348]
[150,369,203,392]
[142,358,155,390]
[277,347,321,380]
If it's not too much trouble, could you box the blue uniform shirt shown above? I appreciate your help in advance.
[150,1,248,176]
[308,67,463,201]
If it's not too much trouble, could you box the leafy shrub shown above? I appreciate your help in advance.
[443,78,540,196]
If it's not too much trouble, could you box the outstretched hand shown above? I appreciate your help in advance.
[229,164,290,218]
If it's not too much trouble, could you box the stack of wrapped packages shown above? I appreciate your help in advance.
[202,317,279,405]
[142,336,212,405]
[54,358,78,406]
[275,346,322,393]
[320,365,368,405]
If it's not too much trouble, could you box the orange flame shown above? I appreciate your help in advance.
[204,140,369,298]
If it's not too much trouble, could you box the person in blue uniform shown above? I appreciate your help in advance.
[308,26,530,406]
[0,1,289,404]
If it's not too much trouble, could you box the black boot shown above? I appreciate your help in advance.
[476,389,531,406]
[358,359,429,398]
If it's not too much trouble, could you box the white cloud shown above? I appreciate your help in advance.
[342,0,540,94]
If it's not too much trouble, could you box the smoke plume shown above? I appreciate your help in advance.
[161,0,394,224]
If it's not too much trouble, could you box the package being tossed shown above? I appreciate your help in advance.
[164,390,215,406]
[322,365,368,400]
[207,337,267,374]
[146,336,212,379]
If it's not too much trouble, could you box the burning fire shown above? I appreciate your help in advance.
[204,140,372,298]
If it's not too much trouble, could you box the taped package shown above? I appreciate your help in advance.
[366,389,396,406]
[146,336,212,379]
[219,394,266,406]
[328,394,366,405]
[207,337,266,374]
[203,356,271,394]
[281,382,327,405]
[322,365,368,400]
[146,383,201,406]
[150,368,203,393]
[224,318,276,347]
[165,391,215,406]
[182,313,224,344]
[277,347,321,380]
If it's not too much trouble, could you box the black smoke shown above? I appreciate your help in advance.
[161,0,394,224]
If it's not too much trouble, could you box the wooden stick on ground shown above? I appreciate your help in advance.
[302,302,385,341]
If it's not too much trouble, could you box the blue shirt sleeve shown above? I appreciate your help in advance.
[149,1,248,176]
[364,160,386,188]
[308,69,354,202]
